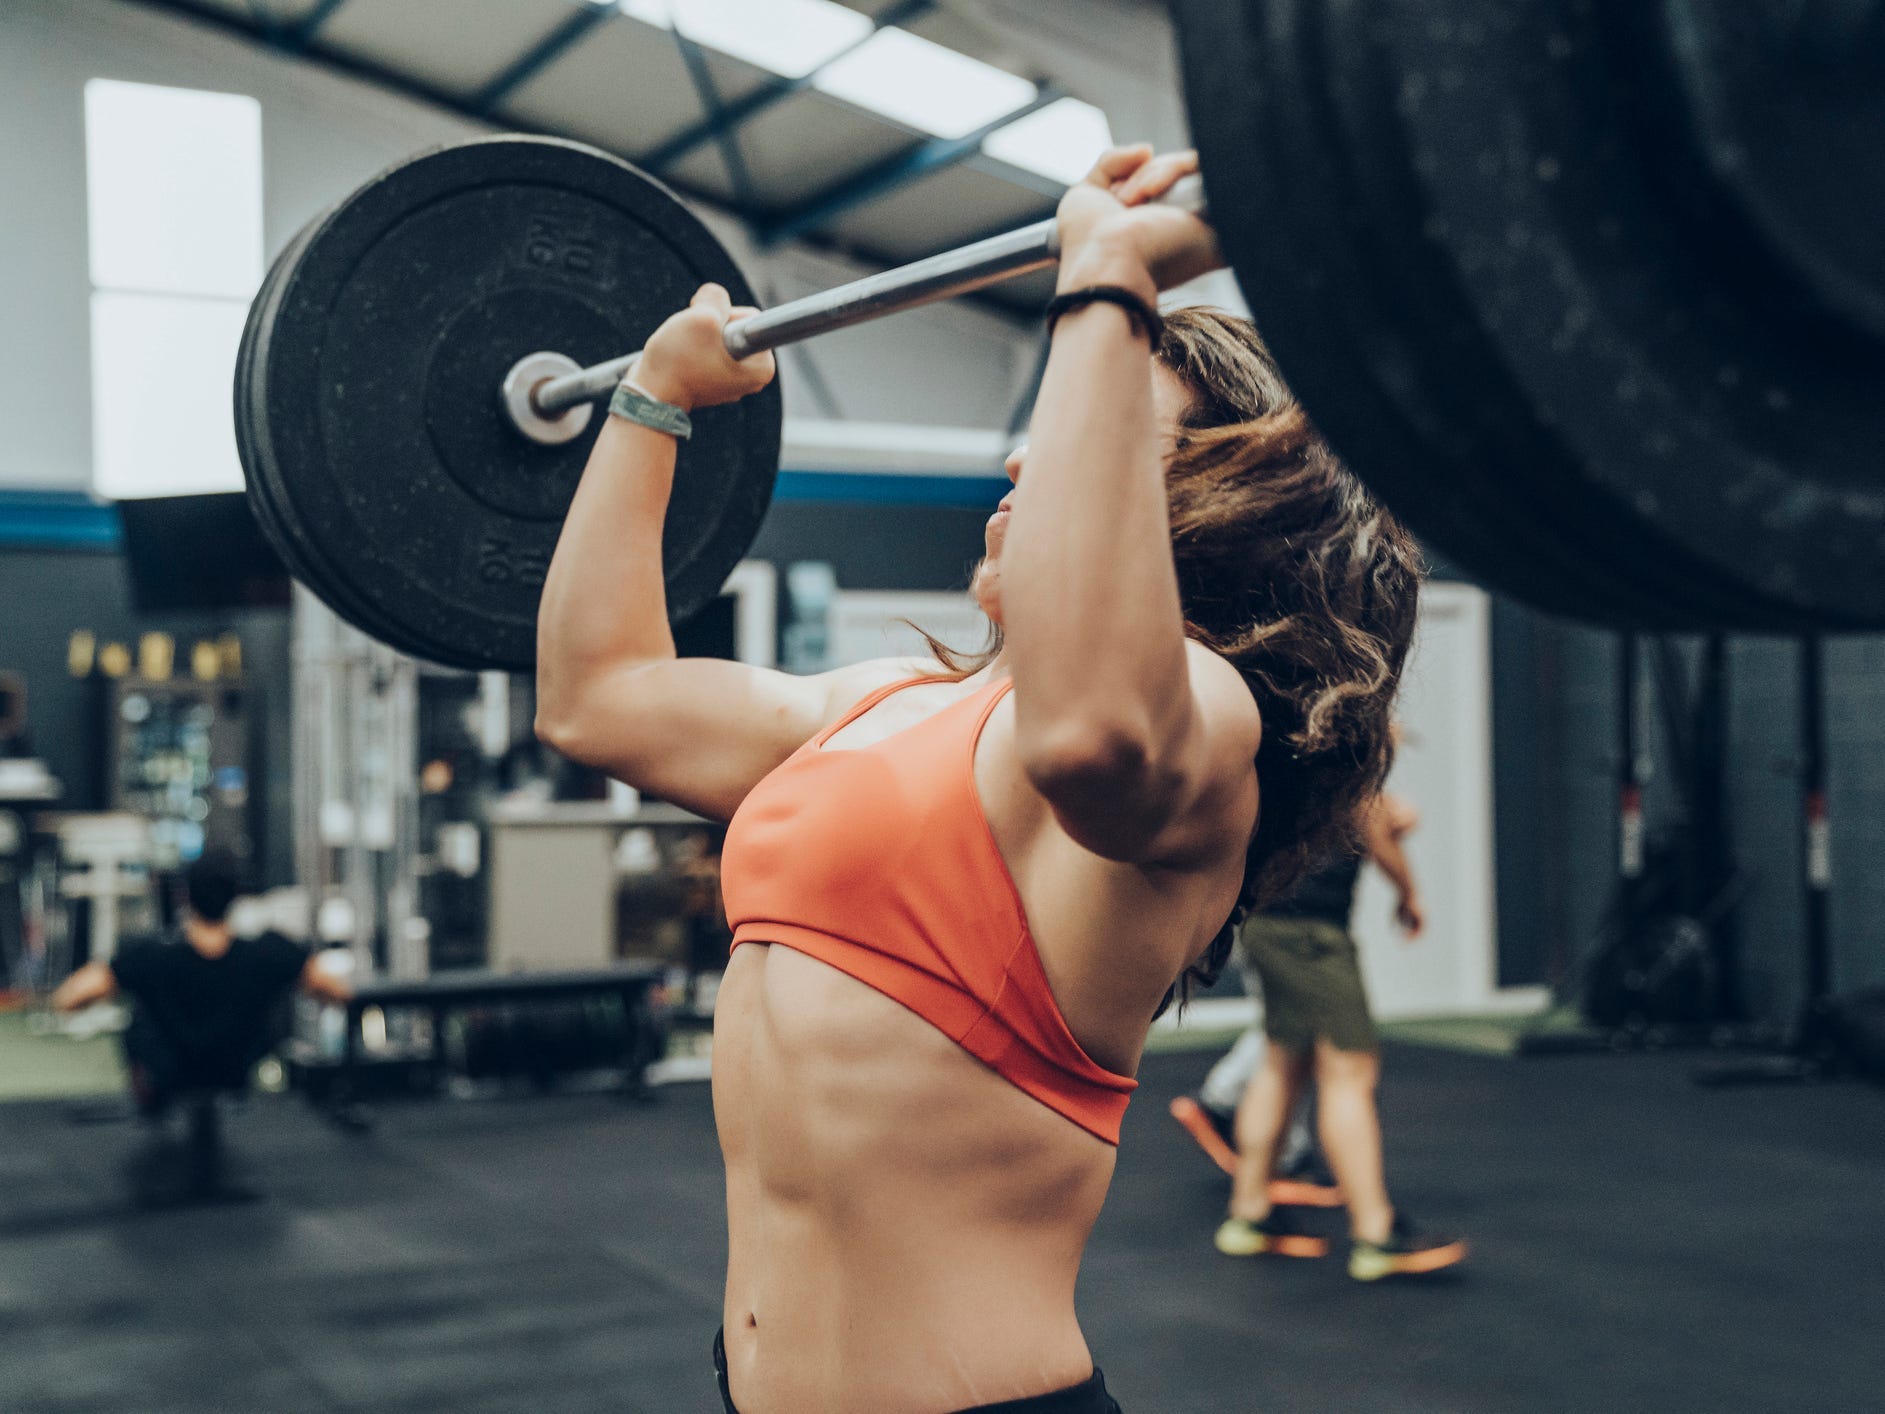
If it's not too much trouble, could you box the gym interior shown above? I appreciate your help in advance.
[2,2,1881,1411]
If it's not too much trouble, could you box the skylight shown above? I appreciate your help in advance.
[982,97,1114,187]
[91,294,250,498]
[84,79,262,298]
[814,28,1037,140]
[631,0,874,80]
[84,79,261,499]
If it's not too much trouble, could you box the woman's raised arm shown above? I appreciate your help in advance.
[535,285,858,821]
[999,148,1257,863]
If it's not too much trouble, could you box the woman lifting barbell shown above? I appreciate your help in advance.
[535,144,1422,1414]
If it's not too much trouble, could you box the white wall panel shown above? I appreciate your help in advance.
[1351,583,1530,1019]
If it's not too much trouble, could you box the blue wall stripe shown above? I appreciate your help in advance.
[773,471,1009,507]
[0,470,1000,553]
[0,492,122,551]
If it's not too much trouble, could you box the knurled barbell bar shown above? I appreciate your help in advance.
[499,175,1208,447]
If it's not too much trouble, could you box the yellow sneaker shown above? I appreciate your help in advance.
[1348,1212,1468,1281]
[1213,1213,1330,1259]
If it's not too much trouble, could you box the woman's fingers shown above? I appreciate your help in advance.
[690,282,732,313]
[1082,143,1154,188]
[728,308,774,376]
[1115,149,1200,205]
[1079,144,1199,203]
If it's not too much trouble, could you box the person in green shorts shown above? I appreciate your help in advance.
[1213,792,1468,1280]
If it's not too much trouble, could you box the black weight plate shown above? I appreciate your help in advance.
[248,138,780,669]
[247,139,775,669]
[1173,0,1885,632]
[243,135,782,671]
[1372,1,1885,629]
[1287,4,1731,633]
[244,215,440,653]
[1172,0,1706,632]
[241,236,347,623]
[1629,4,1885,346]
[236,248,281,565]
[244,218,441,656]
[241,228,355,625]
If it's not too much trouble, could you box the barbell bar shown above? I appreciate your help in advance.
[503,174,1209,446]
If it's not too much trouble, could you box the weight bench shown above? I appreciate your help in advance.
[320,963,667,1130]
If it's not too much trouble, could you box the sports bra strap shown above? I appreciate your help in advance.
[812,675,927,747]
[968,676,1016,739]
[812,671,1011,749]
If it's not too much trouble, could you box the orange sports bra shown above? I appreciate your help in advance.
[720,674,1137,1144]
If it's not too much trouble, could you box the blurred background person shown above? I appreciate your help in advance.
[1209,792,1466,1280]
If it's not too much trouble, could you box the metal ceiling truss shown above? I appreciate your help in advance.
[670,28,762,211]
[756,84,1064,247]
[639,0,937,174]
[282,0,350,49]
[131,0,1044,317]
[470,2,617,117]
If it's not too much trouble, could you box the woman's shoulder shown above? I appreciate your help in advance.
[812,655,946,723]
[1185,640,1263,760]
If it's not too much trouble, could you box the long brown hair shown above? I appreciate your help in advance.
[926,308,1422,1008]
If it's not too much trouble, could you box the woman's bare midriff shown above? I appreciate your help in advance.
[713,940,1117,1414]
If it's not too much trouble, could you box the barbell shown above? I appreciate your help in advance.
[235,0,1885,672]
[503,173,1207,445]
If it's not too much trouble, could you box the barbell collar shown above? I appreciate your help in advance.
[527,173,1209,419]
[502,351,596,447]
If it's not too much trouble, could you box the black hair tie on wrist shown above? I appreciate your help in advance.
[1044,285,1164,347]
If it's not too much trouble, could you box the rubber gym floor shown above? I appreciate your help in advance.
[2,1044,1879,1414]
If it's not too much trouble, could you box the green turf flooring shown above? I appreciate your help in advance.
[1146,1006,1586,1059]
[1382,1006,1611,1055]
[0,1009,127,1102]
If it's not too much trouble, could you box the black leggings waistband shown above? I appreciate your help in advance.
[713,1328,1123,1413]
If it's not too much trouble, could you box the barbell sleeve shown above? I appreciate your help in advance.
[528,173,1208,418]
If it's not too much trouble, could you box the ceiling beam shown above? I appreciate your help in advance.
[671,29,761,211]
[286,0,351,50]
[470,2,616,117]
[140,0,498,116]
[639,0,935,173]
[755,86,1063,248]
[124,0,1048,320]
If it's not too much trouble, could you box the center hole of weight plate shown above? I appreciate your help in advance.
[501,351,593,447]
[423,288,624,523]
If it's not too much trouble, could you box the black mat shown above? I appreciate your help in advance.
[1,1046,1879,1413]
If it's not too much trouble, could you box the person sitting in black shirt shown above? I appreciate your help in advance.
[51,849,352,1116]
